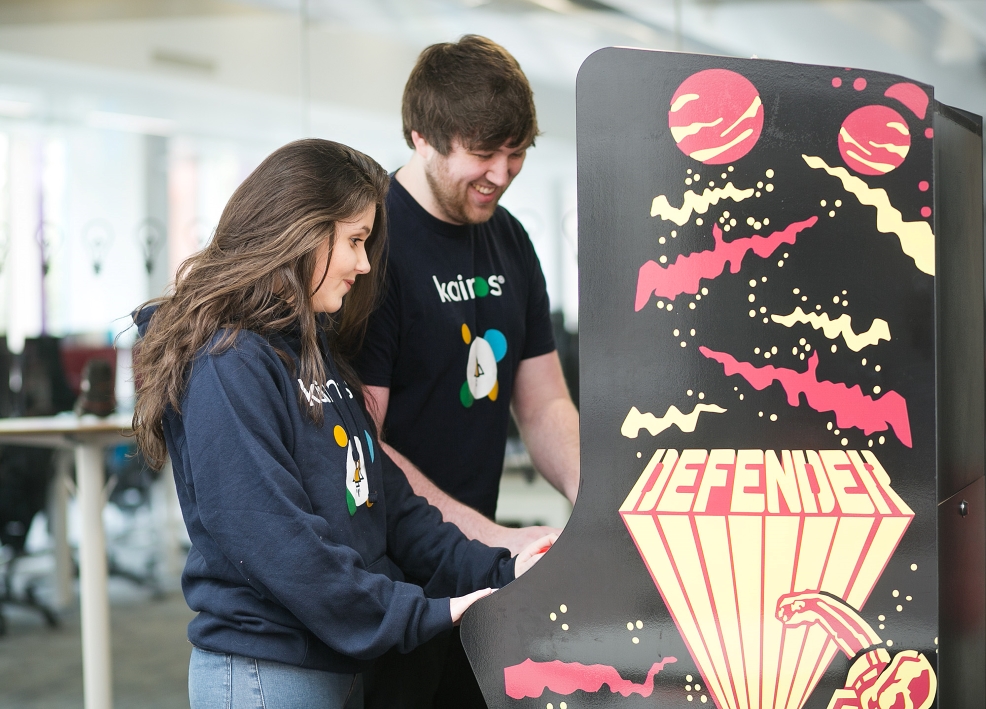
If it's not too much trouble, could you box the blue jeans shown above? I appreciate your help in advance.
[189,646,363,709]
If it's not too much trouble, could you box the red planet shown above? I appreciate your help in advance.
[838,105,911,175]
[668,69,764,165]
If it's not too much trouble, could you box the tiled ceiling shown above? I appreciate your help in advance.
[0,0,983,140]
[257,0,986,117]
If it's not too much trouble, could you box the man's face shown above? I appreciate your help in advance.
[423,139,527,225]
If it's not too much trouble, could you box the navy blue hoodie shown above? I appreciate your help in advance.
[135,306,514,673]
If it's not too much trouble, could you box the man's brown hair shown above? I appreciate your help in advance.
[402,35,539,155]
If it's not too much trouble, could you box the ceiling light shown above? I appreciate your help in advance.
[88,111,176,136]
[0,100,32,118]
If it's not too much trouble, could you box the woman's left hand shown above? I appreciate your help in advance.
[514,532,559,577]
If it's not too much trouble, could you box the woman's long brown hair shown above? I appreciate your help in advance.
[132,139,389,469]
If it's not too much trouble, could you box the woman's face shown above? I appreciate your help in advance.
[311,205,375,313]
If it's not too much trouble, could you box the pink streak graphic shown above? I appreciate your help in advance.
[884,82,929,120]
[504,657,678,699]
[699,347,912,447]
[634,218,818,311]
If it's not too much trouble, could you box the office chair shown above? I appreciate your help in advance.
[0,336,75,634]
[102,443,165,596]
[0,444,60,635]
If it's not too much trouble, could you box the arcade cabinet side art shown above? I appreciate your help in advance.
[932,101,985,709]
[461,48,971,709]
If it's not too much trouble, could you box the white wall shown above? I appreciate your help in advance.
[1,0,979,348]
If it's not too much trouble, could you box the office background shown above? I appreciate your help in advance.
[0,1,984,706]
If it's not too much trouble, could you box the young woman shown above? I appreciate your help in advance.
[131,139,552,709]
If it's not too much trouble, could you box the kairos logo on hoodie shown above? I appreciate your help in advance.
[333,425,367,516]
[331,424,378,517]
[298,378,352,406]
[433,273,504,303]
[298,377,378,517]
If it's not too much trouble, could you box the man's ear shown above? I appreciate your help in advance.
[410,130,435,159]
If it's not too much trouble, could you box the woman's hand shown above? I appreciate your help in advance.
[514,532,559,578]
[450,587,494,625]
[449,533,559,625]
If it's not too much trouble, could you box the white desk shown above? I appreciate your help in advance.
[0,413,133,709]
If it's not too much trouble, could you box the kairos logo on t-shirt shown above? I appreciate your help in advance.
[432,274,504,303]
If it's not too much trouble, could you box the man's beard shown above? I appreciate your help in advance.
[424,157,499,225]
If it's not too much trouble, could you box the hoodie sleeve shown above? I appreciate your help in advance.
[180,339,453,660]
[379,452,515,596]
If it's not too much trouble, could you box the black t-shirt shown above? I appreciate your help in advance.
[354,178,555,518]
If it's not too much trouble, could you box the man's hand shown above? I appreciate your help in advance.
[486,524,561,556]
[514,532,558,577]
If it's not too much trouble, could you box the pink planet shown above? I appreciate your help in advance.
[668,69,763,165]
[838,105,910,175]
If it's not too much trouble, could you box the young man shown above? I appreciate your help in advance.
[354,35,581,708]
